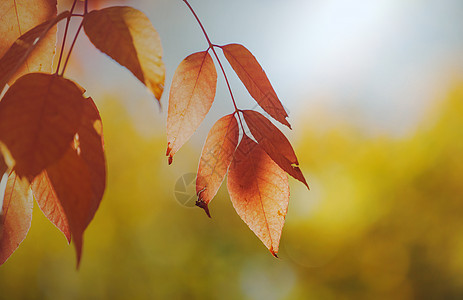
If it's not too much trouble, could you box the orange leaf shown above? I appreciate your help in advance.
[196,114,239,217]
[0,0,57,86]
[83,6,165,102]
[243,110,308,188]
[0,172,33,265]
[0,73,85,180]
[31,172,71,242]
[0,12,68,93]
[227,135,289,256]
[221,44,290,128]
[0,155,6,176]
[31,97,106,259]
[166,51,217,164]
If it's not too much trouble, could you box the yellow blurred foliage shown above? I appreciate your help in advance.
[0,83,462,299]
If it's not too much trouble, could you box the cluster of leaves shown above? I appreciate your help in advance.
[0,0,307,267]
[0,0,164,267]
[167,2,308,257]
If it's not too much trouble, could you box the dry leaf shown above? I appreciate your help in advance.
[32,172,71,242]
[0,73,85,180]
[83,6,165,102]
[0,12,68,93]
[243,110,308,188]
[0,0,57,85]
[166,51,217,164]
[0,172,33,265]
[227,135,289,256]
[0,155,6,176]
[221,44,290,128]
[196,114,239,216]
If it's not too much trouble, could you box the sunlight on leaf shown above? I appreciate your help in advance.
[32,172,71,243]
[166,51,217,164]
[221,44,290,128]
[227,135,289,256]
[196,114,239,217]
[0,12,69,93]
[0,172,33,265]
[0,0,57,86]
[243,110,308,188]
[83,6,165,102]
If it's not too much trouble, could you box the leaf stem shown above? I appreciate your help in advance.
[55,0,78,74]
[60,20,84,77]
[182,0,245,129]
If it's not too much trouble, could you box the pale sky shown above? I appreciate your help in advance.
[69,0,463,136]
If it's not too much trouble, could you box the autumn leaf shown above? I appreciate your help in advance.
[227,135,289,256]
[0,73,85,180]
[166,51,217,164]
[0,172,33,265]
[83,6,165,102]
[196,114,239,217]
[243,110,308,188]
[221,44,290,128]
[0,154,7,176]
[45,147,93,267]
[76,97,106,219]
[31,172,71,242]
[31,97,106,259]
[0,0,57,87]
[0,12,69,93]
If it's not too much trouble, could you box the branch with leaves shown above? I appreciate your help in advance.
[0,0,307,267]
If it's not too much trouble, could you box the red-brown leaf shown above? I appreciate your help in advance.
[243,110,308,188]
[0,0,57,86]
[77,98,106,220]
[0,12,68,93]
[83,6,165,102]
[227,135,289,256]
[196,114,239,217]
[0,73,85,180]
[166,51,217,164]
[0,172,33,265]
[31,97,106,259]
[221,44,290,128]
[45,148,93,267]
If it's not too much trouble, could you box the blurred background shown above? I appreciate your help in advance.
[1,0,463,298]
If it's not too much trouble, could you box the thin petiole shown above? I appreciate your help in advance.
[60,21,84,77]
[182,0,245,130]
[55,0,78,74]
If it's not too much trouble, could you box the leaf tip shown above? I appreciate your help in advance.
[166,143,173,165]
[270,248,279,258]
[291,164,309,189]
[196,199,211,218]
[156,98,162,112]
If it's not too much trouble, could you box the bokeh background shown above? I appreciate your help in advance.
[1,0,463,298]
